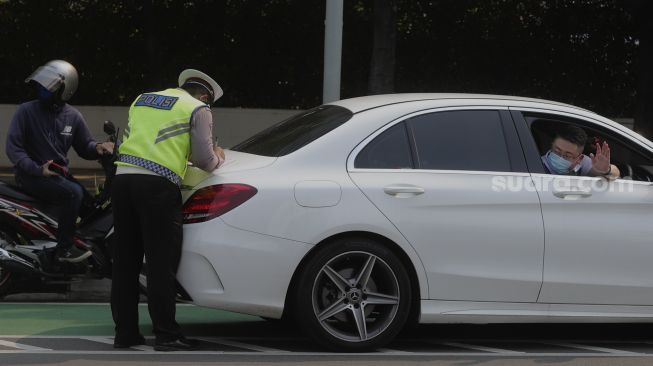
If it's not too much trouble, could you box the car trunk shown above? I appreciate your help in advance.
[181,150,276,191]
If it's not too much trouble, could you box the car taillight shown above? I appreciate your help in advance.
[182,184,257,224]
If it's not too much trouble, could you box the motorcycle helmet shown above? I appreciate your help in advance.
[25,60,78,102]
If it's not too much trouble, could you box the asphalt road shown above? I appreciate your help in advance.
[3,274,653,365]
[3,300,653,366]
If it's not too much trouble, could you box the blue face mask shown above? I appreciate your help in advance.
[546,151,572,174]
[37,84,55,103]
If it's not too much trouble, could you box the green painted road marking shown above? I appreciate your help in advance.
[0,303,260,336]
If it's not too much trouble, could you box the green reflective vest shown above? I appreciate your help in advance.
[116,88,205,185]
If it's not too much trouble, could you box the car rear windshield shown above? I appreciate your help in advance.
[231,105,353,157]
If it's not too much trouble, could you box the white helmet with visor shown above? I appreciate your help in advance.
[25,60,78,102]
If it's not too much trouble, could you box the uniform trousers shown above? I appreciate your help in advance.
[110,173,183,343]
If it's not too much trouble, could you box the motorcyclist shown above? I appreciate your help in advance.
[5,60,114,269]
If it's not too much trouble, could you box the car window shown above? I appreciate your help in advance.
[231,105,353,157]
[613,142,653,181]
[407,110,512,172]
[527,113,653,181]
[354,122,414,169]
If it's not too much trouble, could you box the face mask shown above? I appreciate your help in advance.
[546,150,572,174]
[37,84,55,103]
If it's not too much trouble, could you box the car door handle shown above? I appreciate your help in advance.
[552,188,592,199]
[383,185,425,197]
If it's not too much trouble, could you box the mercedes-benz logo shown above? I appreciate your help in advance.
[347,289,363,304]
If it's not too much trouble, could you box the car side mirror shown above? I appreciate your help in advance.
[103,120,116,135]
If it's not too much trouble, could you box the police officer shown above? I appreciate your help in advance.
[111,69,225,351]
[5,60,114,267]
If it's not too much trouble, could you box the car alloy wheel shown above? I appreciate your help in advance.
[296,237,411,351]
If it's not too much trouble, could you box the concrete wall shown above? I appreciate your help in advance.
[0,104,300,168]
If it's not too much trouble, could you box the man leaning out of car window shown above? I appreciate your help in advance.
[541,125,620,180]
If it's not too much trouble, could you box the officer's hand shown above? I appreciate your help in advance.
[42,160,59,177]
[96,142,114,155]
[214,146,225,161]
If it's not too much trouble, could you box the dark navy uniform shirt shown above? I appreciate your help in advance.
[5,100,99,176]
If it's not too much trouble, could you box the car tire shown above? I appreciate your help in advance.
[294,236,412,351]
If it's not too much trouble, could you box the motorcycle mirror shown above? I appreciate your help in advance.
[103,120,116,135]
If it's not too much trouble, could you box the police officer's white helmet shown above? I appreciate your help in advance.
[25,60,79,102]
[178,69,223,103]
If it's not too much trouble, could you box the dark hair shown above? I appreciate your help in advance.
[555,125,587,147]
[180,78,214,101]
[180,82,210,99]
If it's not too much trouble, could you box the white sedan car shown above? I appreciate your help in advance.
[176,94,653,351]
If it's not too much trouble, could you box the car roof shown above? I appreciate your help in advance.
[329,93,589,114]
[328,93,653,151]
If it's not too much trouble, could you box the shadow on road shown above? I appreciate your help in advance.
[186,318,653,343]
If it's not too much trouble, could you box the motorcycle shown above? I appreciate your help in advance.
[0,121,119,298]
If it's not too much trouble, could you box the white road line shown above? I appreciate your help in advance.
[0,335,317,341]
[423,338,653,344]
[0,303,111,306]
[77,337,154,352]
[79,336,114,345]
[224,336,304,342]
[547,342,643,355]
[200,337,290,353]
[0,335,88,338]
[0,302,196,307]
[78,336,155,351]
[377,348,412,354]
[2,336,653,357]
[439,341,526,354]
[0,339,51,351]
[1,350,653,356]
[130,345,154,352]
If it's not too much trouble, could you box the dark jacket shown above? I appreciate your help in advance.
[5,100,98,176]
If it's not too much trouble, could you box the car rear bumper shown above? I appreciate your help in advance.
[177,218,313,318]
